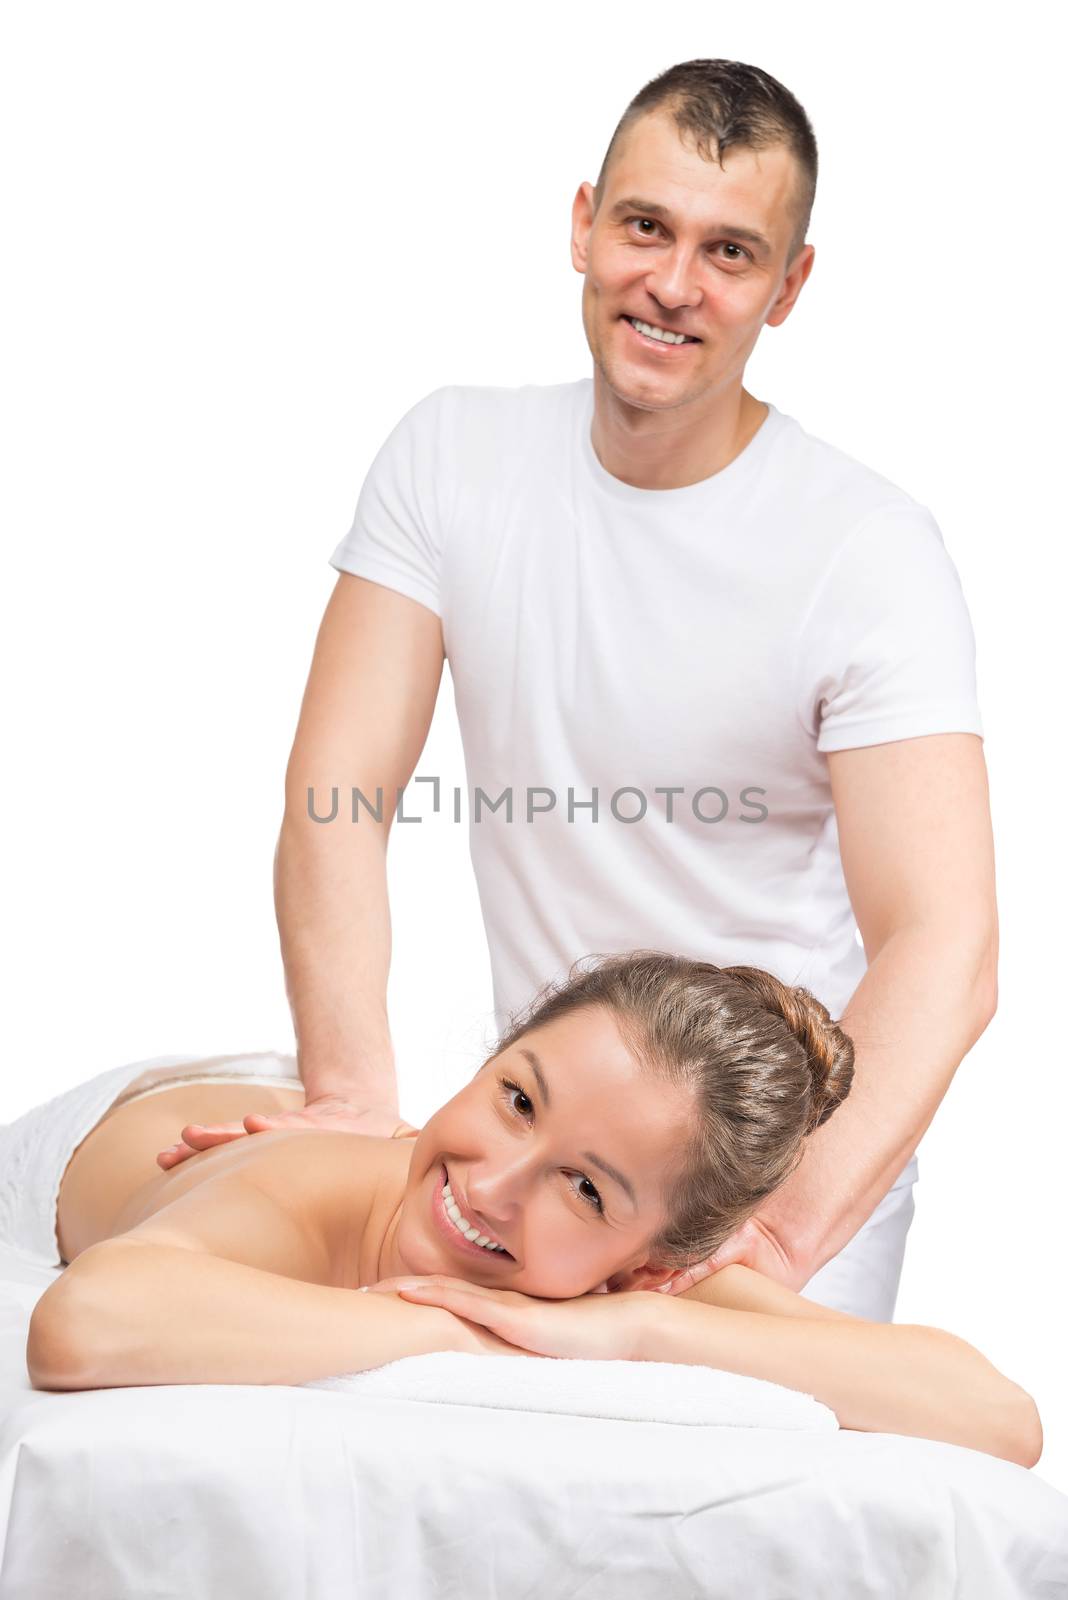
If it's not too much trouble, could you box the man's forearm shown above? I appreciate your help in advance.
[27,1238,467,1390]
[760,923,997,1281]
[274,808,398,1107]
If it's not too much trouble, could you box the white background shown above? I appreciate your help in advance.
[2,3,1065,1493]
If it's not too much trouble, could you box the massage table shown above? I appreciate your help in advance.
[2,1243,1066,1597]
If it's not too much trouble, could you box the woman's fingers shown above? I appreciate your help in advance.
[367,1280,542,1360]
[366,1274,496,1301]
[392,1280,524,1343]
[368,1276,502,1320]
[365,1276,461,1301]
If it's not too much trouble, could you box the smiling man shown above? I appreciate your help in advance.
[580,112,806,493]
[176,59,996,1323]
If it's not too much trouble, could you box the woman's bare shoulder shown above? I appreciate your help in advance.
[111,1129,392,1287]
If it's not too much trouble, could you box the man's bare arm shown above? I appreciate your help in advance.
[737,733,999,1286]
[276,572,446,1108]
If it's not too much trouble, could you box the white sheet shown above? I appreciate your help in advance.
[2,1246,1066,1598]
[304,1350,840,1430]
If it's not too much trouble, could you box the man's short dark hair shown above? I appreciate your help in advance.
[594,59,818,264]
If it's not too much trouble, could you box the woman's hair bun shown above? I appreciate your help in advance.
[783,985,855,1133]
[722,966,855,1134]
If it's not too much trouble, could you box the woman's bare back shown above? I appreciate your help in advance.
[57,1077,332,1264]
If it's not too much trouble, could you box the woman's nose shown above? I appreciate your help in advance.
[464,1171,523,1224]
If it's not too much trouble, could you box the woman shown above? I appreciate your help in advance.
[22,952,1041,1466]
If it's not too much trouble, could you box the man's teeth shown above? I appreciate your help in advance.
[627,316,693,345]
[443,1179,507,1251]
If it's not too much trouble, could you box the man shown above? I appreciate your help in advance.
[163,59,997,1321]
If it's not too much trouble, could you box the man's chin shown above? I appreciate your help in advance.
[597,355,692,410]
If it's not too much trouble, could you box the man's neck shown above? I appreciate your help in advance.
[589,377,769,492]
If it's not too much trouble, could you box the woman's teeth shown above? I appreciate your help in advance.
[443,1178,507,1251]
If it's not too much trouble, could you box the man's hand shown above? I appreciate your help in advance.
[651,1212,806,1296]
[156,1096,421,1169]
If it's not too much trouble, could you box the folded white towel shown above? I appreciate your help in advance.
[302,1351,838,1430]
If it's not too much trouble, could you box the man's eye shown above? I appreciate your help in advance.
[627,219,750,263]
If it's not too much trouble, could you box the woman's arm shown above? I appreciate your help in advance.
[27,1235,482,1389]
[30,1132,514,1389]
[633,1292,1043,1467]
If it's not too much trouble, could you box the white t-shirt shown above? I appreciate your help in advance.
[329,379,983,1030]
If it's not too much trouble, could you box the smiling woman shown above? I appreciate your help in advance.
[19,950,1041,1464]
[26,947,849,1342]
[377,950,855,1303]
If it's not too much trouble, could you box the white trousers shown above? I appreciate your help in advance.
[799,1151,919,1322]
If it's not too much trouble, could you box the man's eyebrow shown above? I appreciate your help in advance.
[517,1046,638,1210]
[608,195,772,257]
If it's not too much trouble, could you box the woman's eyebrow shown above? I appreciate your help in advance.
[517,1046,638,1210]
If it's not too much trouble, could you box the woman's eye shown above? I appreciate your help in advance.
[574,1176,604,1213]
[499,1077,534,1119]
[496,1076,605,1214]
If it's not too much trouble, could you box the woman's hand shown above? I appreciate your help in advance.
[156,1098,422,1169]
[363,1275,651,1361]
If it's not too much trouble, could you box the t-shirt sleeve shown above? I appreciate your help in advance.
[795,500,984,753]
[327,386,452,617]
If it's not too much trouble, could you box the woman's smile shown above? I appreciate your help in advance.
[430,1163,514,1262]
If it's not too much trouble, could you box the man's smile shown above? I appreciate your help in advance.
[621,314,701,350]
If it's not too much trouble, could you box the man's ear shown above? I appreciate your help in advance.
[571,180,596,273]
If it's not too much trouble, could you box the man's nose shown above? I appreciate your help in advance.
[645,256,703,312]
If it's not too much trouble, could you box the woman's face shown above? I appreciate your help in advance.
[394,1005,695,1298]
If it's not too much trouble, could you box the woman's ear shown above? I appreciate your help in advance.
[604,1263,682,1295]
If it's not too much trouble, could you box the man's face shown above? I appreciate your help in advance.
[397,1005,695,1298]
[572,109,815,411]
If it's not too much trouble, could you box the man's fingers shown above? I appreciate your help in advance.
[156,1140,197,1169]
[656,1258,716,1295]
[154,1122,249,1169]
[179,1121,250,1147]
[154,1112,295,1171]
[154,1103,424,1173]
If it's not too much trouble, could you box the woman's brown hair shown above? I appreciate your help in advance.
[491,950,854,1270]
